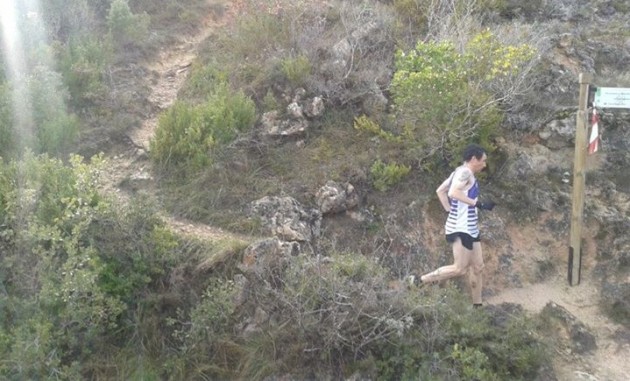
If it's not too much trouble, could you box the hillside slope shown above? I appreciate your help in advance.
[98,1,630,380]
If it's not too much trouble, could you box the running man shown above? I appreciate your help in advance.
[411,144,495,307]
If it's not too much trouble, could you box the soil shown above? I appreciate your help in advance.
[486,225,630,381]
[488,277,630,381]
[98,1,630,380]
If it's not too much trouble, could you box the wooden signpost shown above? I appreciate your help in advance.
[568,74,630,286]
[568,73,591,286]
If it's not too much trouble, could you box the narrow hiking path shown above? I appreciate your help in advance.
[100,0,246,242]
[487,273,630,381]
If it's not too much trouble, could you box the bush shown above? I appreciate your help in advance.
[150,85,256,175]
[178,63,227,103]
[57,36,113,108]
[107,0,150,49]
[372,291,551,380]
[28,67,80,155]
[0,153,200,379]
[370,159,411,192]
[353,114,402,143]
[390,30,534,164]
[238,252,413,379]
[40,0,100,40]
[0,153,116,377]
[0,68,79,157]
[0,82,16,157]
[281,55,311,88]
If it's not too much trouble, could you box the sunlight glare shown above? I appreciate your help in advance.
[0,0,42,151]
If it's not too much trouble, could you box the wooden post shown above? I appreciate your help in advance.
[568,73,592,286]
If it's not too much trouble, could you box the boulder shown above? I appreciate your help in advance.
[315,181,359,215]
[246,196,321,242]
[541,302,597,354]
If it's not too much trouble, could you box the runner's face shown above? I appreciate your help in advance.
[470,154,487,173]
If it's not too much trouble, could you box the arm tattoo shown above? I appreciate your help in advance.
[457,168,471,183]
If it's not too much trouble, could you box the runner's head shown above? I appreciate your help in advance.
[462,144,487,173]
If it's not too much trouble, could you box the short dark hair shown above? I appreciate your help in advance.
[462,144,486,162]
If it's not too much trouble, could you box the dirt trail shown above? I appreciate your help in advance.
[487,274,630,381]
[101,1,243,242]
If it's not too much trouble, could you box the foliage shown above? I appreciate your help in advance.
[178,63,227,103]
[40,0,101,42]
[165,278,240,379]
[370,159,411,192]
[150,84,256,175]
[353,114,402,143]
[150,101,215,172]
[0,82,16,157]
[237,252,414,379]
[233,255,551,380]
[392,0,508,49]
[262,89,281,112]
[0,153,188,379]
[56,35,113,108]
[28,67,80,155]
[107,0,151,49]
[281,55,311,88]
[390,30,534,164]
[372,290,551,380]
[0,36,79,157]
[0,153,112,378]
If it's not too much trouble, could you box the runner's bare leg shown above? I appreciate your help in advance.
[421,237,470,283]
[469,241,484,304]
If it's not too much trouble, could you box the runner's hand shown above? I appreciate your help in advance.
[475,200,496,211]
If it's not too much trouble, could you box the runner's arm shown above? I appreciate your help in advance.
[436,177,451,212]
[447,168,477,206]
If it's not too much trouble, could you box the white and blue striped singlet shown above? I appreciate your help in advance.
[445,168,480,238]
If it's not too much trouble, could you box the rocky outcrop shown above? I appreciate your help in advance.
[541,302,597,354]
[258,88,325,138]
[315,181,360,215]
[246,196,321,243]
[601,282,630,327]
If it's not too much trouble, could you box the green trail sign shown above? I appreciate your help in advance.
[593,87,630,108]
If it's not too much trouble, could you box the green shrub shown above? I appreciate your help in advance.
[178,64,227,103]
[0,82,16,157]
[29,68,80,155]
[206,85,257,143]
[238,252,412,379]
[164,278,241,379]
[372,290,551,380]
[262,89,280,112]
[390,30,534,163]
[0,153,118,377]
[57,36,112,108]
[107,0,150,48]
[281,55,311,88]
[151,101,216,172]
[0,68,79,157]
[353,114,402,143]
[150,85,256,175]
[0,153,198,378]
[370,159,411,192]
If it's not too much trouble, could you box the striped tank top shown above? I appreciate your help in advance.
[444,167,480,238]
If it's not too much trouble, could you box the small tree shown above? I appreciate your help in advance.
[28,67,80,155]
[107,0,150,49]
[150,85,256,175]
[390,30,534,164]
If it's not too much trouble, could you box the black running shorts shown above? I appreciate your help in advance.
[445,232,480,250]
